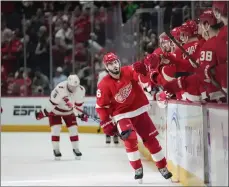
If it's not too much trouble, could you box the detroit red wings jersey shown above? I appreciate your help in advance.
[216,25,227,64]
[47,81,86,115]
[173,39,206,71]
[214,25,228,91]
[197,36,225,100]
[96,66,150,122]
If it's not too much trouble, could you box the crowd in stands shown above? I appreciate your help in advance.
[2,1,225,103]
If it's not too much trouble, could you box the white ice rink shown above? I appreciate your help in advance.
[1,133,181,186]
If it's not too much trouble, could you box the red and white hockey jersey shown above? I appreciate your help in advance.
[96,66,150,122]
[47,81,86,116]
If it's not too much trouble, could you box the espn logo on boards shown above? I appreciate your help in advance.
[13,106,42,116]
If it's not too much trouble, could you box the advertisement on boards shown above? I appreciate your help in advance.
[148,101,167,151]
[177,104,205,182]
[208,108,228,186]
[166,103,180,180]
[167,102,205,184]
[1,97,98,126]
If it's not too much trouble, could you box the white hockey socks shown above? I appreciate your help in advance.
[68,125,79,150]
[51,125,62,150]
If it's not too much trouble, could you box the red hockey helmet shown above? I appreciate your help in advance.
[170,27,182,42]
[180,20,198,43]
[199,9,218,26]
[102,52,120,66]
[212,1,228,18]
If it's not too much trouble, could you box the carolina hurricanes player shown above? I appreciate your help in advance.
[35,75,88,160]
[212,1,228,94]
[163,10,226,102]
[97,70,119,144]
[96,52,172,183]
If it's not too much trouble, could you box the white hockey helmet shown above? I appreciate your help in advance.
[67,74,80,92]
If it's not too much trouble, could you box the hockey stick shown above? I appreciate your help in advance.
[74,106,102,133]
[163,5,227,97]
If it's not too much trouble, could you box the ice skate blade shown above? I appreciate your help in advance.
[137,178,143,184]
[54,157,61,161]
[75,156,81,160]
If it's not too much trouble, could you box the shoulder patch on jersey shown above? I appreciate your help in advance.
[59,86,64,89]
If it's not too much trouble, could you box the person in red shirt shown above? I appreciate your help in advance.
[96,52,172,182]
[1,30,23,74]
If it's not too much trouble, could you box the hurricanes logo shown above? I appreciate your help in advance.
[114,83,132,103]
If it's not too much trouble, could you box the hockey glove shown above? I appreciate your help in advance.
[78,113,88,122]
[35,109,53,120]
[143,53,161,70]
[133,61,148,76]
[100,119,117,136]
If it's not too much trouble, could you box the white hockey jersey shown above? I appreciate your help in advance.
[46,81,86,116]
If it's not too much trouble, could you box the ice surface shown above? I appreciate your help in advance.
[1,132,181,186]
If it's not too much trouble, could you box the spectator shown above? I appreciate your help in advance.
[55,20,73,50]
[34,25,49,75]
[124,2,139,20]
[52,67,67,88]
[1,28,23,74]
[14,67,32,96]
[32,68,49,95]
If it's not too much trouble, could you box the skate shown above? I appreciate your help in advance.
[106,135,111,144]
[113,135,119,144]
[158,167,173,179]
[135,167,143,184]
[53,149,62,160]
[73,149,82,160]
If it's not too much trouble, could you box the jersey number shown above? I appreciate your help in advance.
[200,51,212,62]
[96,89,101,98]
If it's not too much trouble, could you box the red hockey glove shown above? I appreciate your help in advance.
[78,113,88,122]
[66,101,73,108]
[63,97,74,109]
[163,77,185,94]
[144,53,161,70]
[100,119,117,136]
[35,109,53,120]
[133,61,148,76]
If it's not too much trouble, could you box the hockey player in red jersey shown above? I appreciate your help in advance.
[162,20,206,101]
[162,10,226,102]
[96,52,172,182]
[97,70,119,144]
[212,1,228,94]
[35,75,88,160]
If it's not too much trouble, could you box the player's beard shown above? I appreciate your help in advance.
[108,67,120,75]
[106,65,121,76]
